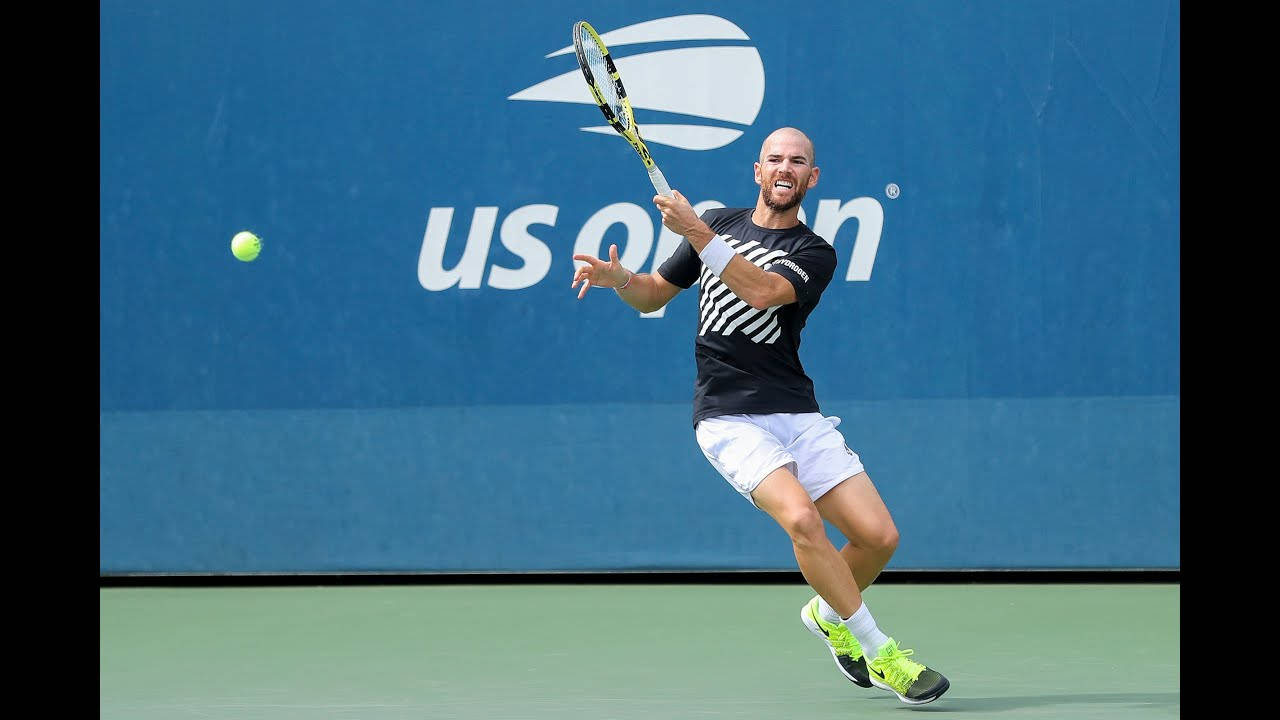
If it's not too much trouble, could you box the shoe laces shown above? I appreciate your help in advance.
[828,624,861,659]
[873,643,925,688]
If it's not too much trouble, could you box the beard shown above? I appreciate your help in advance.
[760,181,808,212]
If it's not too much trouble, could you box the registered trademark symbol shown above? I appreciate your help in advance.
[885,183,900,199]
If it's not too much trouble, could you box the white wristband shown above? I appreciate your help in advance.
[699,235,735,275]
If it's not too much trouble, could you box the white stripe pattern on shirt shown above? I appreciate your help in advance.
[697,235,788,344]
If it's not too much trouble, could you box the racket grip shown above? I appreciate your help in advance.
[648,165,673,197]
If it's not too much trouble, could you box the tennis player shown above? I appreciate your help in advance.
[571,127,949,705]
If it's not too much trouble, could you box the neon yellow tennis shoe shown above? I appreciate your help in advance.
[799,595,871,687]
[866,637,950,705]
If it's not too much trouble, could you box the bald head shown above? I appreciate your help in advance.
[759,127,816,166]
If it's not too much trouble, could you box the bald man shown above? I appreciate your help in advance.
[571,128,949,706]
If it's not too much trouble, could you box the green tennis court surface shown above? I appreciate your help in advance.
[101,583,1178,719]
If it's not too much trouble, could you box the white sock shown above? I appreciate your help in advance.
[842,603,890,659]
[817,596,843,624]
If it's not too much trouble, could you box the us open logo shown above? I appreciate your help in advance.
[418,15,887,307]
[508,14,764,151]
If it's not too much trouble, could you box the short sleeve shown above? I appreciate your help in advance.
[656,239,700,289]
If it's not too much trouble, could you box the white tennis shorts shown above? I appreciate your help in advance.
[694,412,865,507]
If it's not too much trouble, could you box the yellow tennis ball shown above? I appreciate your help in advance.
[231,231,262,262]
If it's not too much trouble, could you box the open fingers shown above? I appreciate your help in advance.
[572,254,601,288]
[576,278,591,300]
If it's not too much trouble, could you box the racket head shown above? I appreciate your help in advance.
[572,21,636,135]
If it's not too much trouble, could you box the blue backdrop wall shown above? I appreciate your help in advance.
[100,0,1179,572]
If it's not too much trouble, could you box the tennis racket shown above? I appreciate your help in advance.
[572,20,673,197]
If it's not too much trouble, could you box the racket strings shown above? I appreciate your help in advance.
[579,30,630,130]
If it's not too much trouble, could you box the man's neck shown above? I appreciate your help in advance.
[751,204,801,230]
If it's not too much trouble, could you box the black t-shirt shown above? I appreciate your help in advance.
[657,207,837,426]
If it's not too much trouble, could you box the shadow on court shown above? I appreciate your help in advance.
[883,692,1180,713]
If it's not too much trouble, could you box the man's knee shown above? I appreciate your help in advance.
[778,505,827,548]
[854,510,900,555]
[875,524,900,555]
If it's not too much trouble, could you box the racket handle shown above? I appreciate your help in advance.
[648,164,673,198]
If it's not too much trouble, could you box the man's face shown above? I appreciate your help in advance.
[754,133,819,213]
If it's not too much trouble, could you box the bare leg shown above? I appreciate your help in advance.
[751,465,863,618]
[814,471,900,591]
